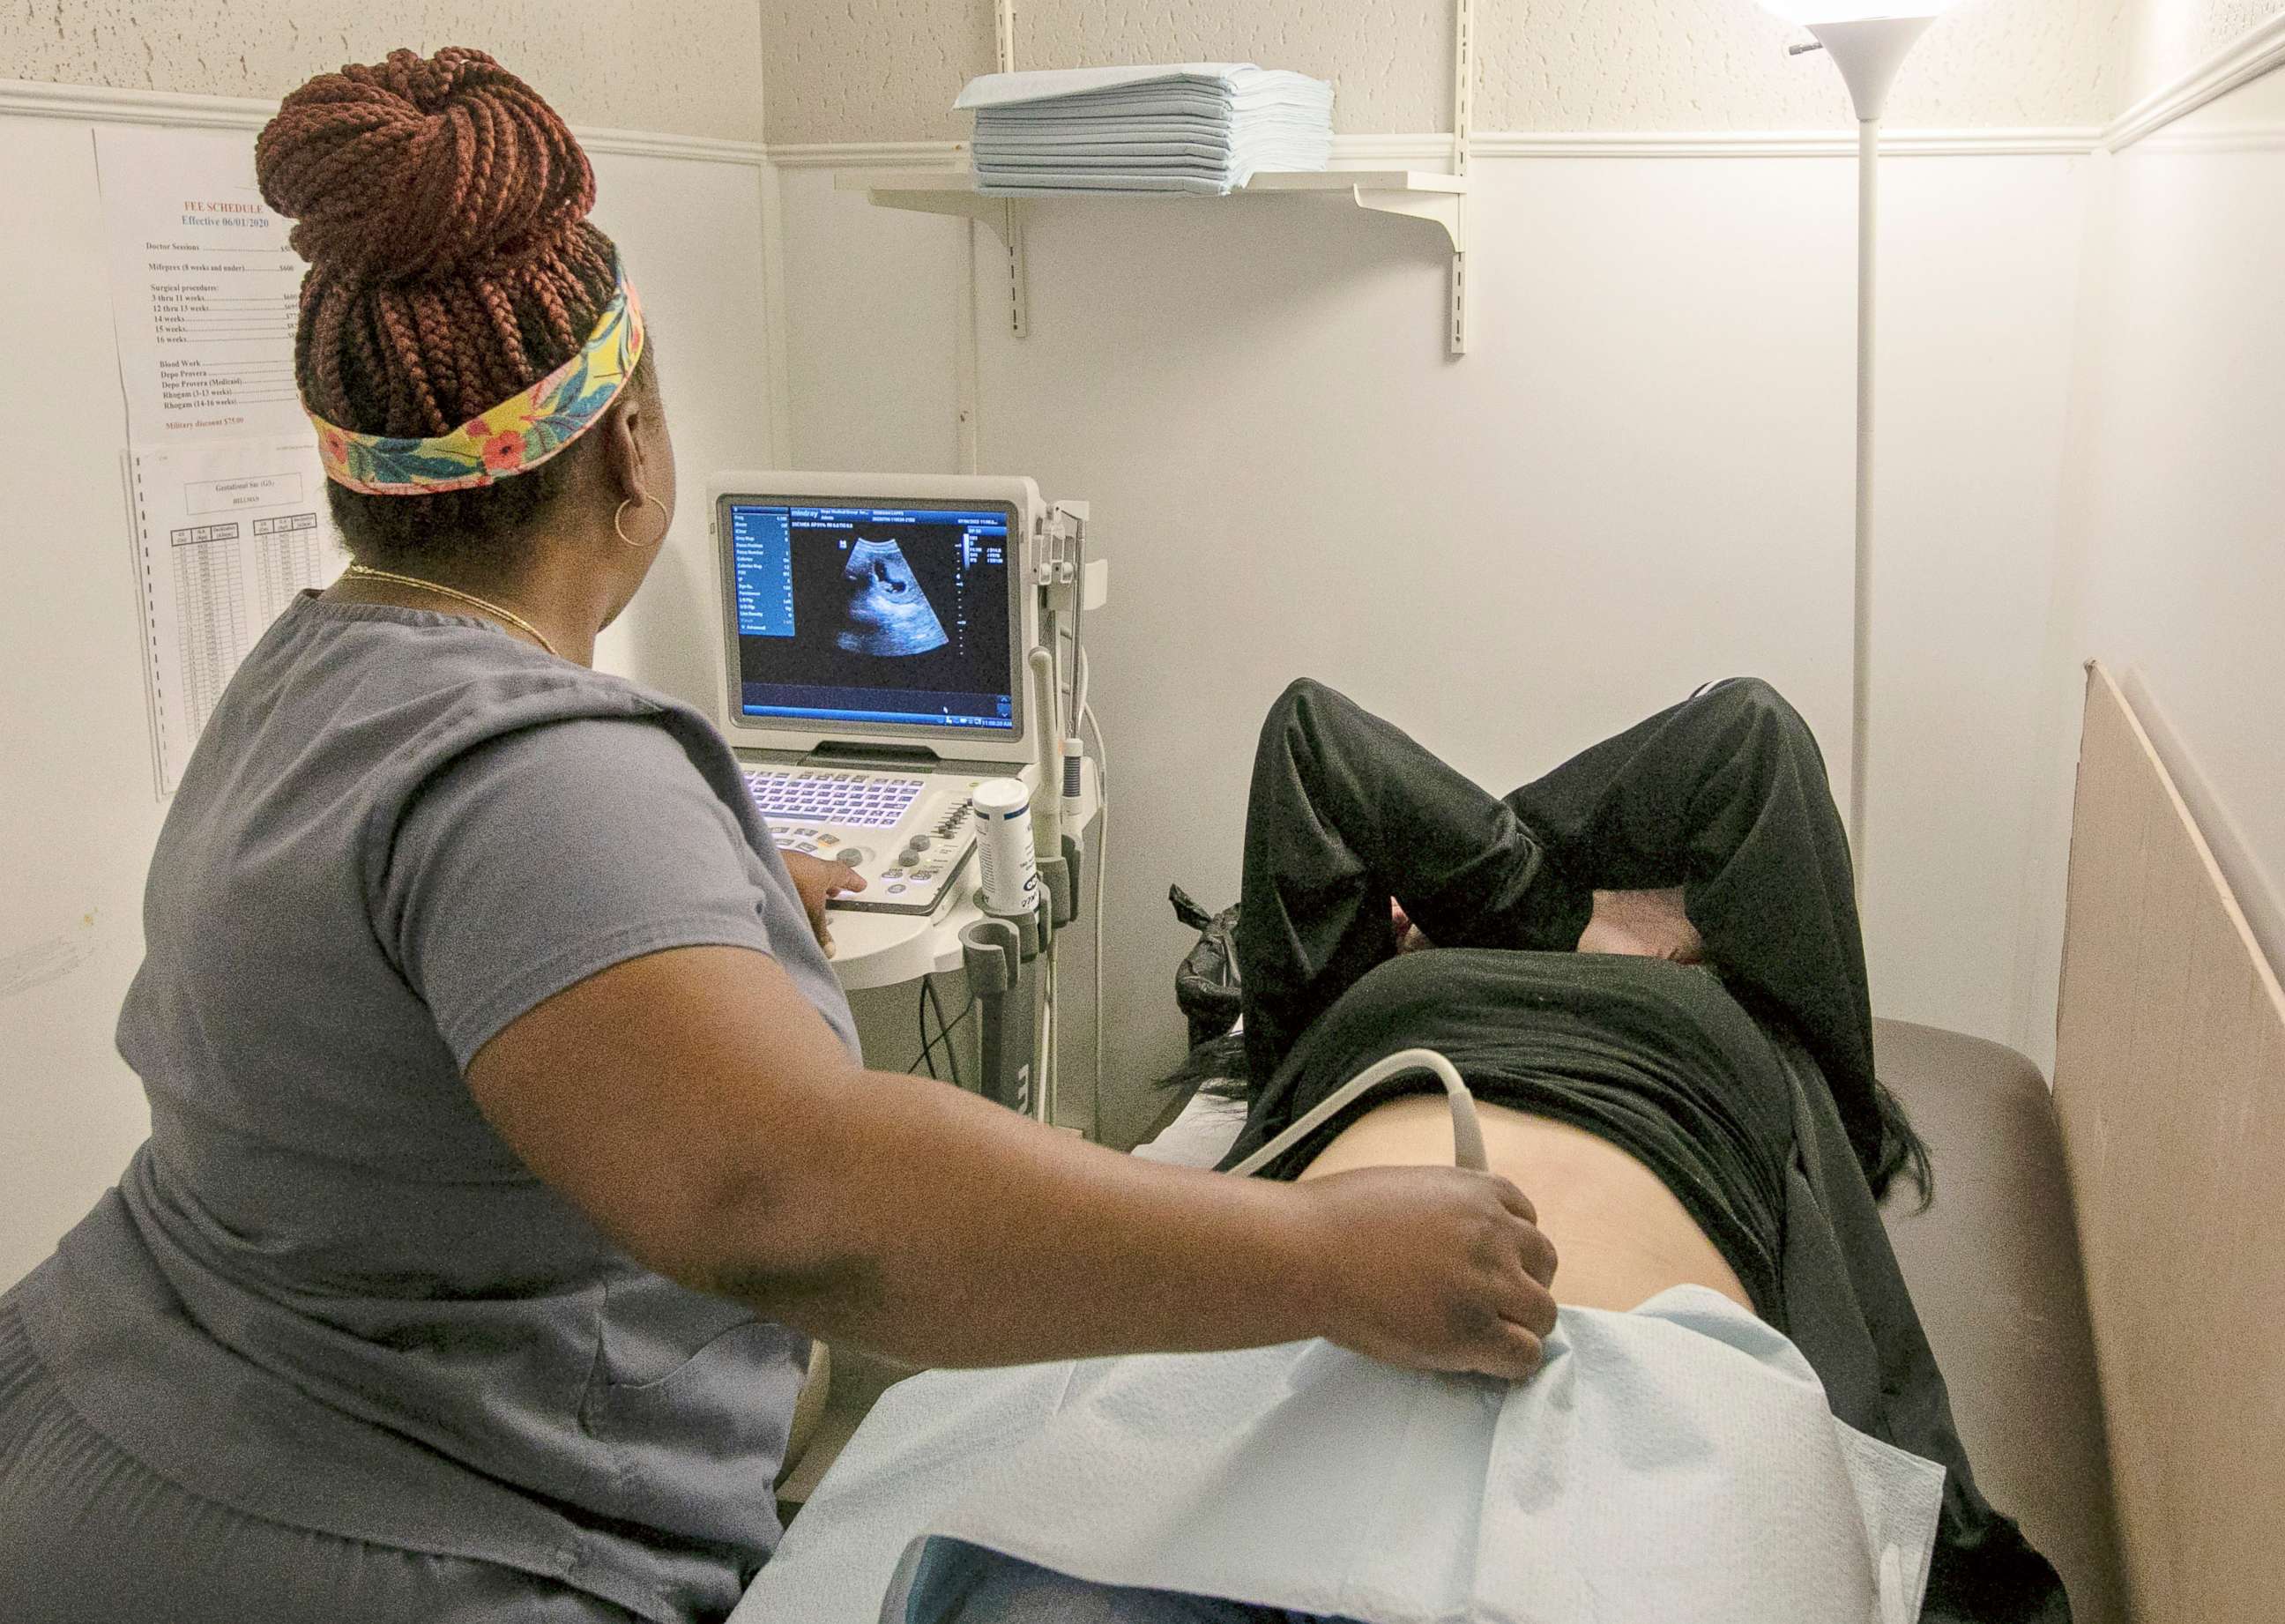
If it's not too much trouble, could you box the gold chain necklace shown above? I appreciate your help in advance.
[341,563,562,659]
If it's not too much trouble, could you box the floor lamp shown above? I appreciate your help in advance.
[1760,1,1958,890]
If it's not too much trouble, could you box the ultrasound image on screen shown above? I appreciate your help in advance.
[728,503,1015,732]
[835,536,949,657]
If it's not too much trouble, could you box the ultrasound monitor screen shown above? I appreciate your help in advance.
[726,501,1016,733]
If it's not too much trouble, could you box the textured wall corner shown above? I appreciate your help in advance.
[2124,0,2282,105]
[762,0,1448,144]
[0,1,768,142]
[759,0,2138,144]
[762,0,997,145]
[1479,0,2132,130]
[1019,0,1455,134]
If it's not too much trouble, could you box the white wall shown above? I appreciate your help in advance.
[0,1,767,142]
[775,147,2094,1144]
[0,112,160,1290]
[2013,58,2285,1073]
[589,154,778,708]
[0,93,775,1286]
[765,0,2285,1139]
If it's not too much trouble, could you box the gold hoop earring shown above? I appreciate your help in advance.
[614,492,668,549]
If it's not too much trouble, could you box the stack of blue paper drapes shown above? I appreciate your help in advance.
[956,64,1334,196]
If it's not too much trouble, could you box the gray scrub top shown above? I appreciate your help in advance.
[11,594,859,1623]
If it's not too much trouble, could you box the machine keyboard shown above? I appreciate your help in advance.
[741,768,925,828]
[741,762,987,918]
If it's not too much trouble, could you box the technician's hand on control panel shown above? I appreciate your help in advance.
[781,849,867,955]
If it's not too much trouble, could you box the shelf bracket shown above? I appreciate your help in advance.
[1350,185,1469,354]
[1448,0,1474,354]
[1451,235,1469,354]
[986,0,1025,335]
[1003,205,1029,339]
[863,187,1031,337]
[1350,185,1463,254]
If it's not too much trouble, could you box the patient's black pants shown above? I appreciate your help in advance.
[1235,677,1887,1188]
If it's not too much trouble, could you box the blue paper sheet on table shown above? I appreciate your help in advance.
[732,1286,1946,1624]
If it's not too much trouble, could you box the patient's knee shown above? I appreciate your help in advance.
[1261,676,1339,752]
[1697,677,1817,751]
[1273,676,1336,718]
[1699,675,1788,715]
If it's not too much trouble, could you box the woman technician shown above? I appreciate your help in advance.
[0,50,1559,1624]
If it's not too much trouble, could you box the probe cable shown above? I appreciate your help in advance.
[1224,1048,1487,1176]
[913,976,973,1084]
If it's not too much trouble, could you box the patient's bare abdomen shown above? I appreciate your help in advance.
[836,538,949,657]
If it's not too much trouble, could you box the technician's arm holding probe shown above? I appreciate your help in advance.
[465,944,1561,1379]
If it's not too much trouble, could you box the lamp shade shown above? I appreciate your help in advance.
[1758,1,1961,19]
[1761,0,1963,119]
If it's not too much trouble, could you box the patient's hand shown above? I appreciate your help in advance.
[1576,888,1704,964]
[1390,899,1433,954]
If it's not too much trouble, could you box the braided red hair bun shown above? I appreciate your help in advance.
[257,47,623,444]
[257,48,650,566]
[257,46,592,283]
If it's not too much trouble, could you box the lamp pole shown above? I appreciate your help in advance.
[1796,14,1936,896]
[1849,108,1880,896]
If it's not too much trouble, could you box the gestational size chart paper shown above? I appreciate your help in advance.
[126,437,346,795]
[93,125,346,793]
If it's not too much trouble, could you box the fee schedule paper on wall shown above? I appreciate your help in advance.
[93,123,308,444]
[93,125,346,794]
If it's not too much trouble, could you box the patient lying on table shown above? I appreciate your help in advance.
[739,680,2072,1624]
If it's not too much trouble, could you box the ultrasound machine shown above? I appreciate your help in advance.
[710,473,1091,923]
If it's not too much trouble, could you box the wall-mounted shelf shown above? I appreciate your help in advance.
[832,168,1474,354]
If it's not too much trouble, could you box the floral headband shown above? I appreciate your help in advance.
[309,263,645,495]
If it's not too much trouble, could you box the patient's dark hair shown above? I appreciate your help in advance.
[1160,1032,1253,1103]
[256,45,653,569]
[1872,1078,1933,1211]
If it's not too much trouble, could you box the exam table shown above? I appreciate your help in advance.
[1130,1017,2129,1622]
[1869,1020,2123,1624]
[775,1018,2126,1622]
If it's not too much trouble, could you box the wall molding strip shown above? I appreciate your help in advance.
[788,129,2098,174]
[1327,134,1460,165]
[2104,11,2285,151]
[1466,127,2101,157]
[2130,123,2285,153]
[768,140,969,168]
[0,77,770,166]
